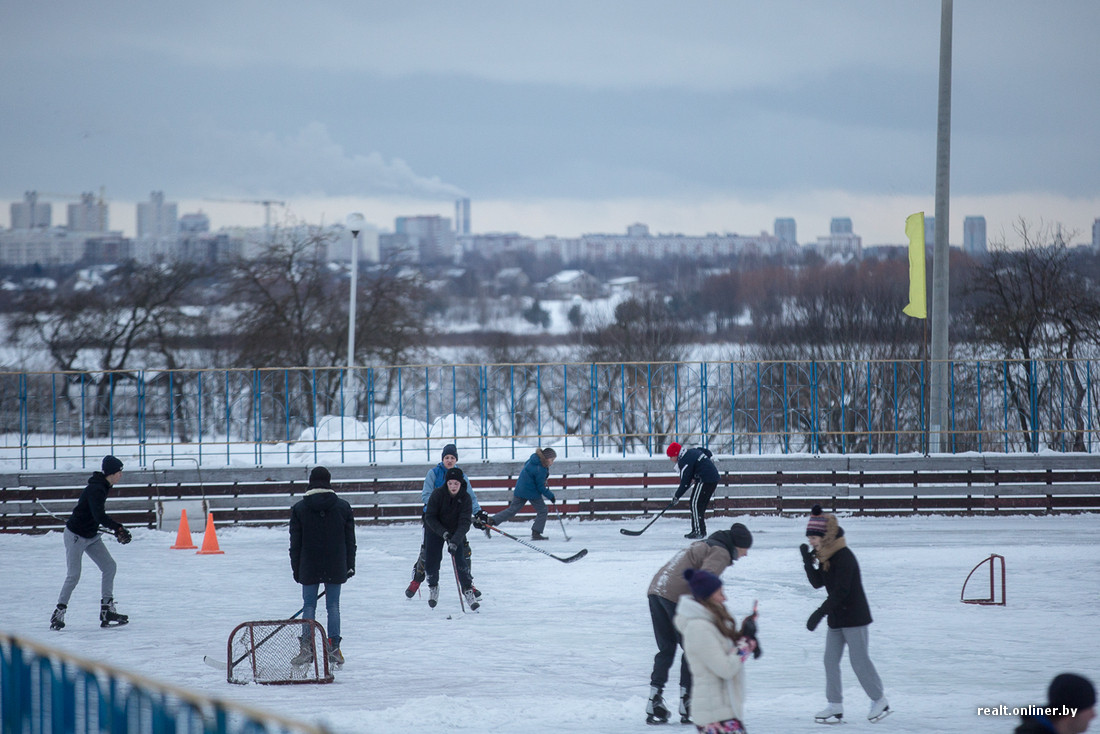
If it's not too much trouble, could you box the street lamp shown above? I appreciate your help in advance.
[345,213,365,417]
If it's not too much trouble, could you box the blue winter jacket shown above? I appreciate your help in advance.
[674,447,721,500]
[422,463,482,514]
[513,453,555,502]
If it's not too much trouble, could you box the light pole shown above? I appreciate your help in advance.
[345,213,365,417]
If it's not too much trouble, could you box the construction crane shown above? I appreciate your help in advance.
[202,197,288,241]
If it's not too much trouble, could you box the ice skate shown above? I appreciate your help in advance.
[683,530,705,539]
[99,598,128,627]
[646,686,670,725]
[868,698,890,722]
[814,703,844,725]
[463,588,480,611]
[405,579,421,599]
[290,637,314,666]
[326,638,344,668]
[471,586,482,599]
[679,686,692,724]
[428,585,439,608]
[531,530,549,541]
[49,604,66,631]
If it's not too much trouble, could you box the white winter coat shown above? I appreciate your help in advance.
[673,595,746,727]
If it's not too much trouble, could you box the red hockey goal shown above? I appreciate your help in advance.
[226,618,333,684]
[960,553,1006,606]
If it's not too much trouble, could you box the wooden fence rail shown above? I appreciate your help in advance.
[3,455,1100,533]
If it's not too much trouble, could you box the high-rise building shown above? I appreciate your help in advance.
[67,192,108,232]
[454,198,471,235]
[830,217,853,235]
[774,217,797,246]
[179,212,211,234]
[963,216,986,255]
[137,191,179,239]
[396,215,455,263]
[10,191,51,229]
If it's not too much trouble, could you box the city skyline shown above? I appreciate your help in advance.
[2,2,1098,246]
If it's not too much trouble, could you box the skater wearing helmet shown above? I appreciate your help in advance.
[666,442,721,539]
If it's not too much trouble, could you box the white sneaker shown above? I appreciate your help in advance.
[814,703,844,724]
[868,698,890,722]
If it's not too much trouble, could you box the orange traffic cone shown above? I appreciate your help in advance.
[196,512,225,555]
[170,508,198,549]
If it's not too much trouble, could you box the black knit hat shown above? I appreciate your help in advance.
[102,455,123,475]
[441,443,458,461]
[444,467,464,486]
[1048,673,1096,712]
[730,522,753,549]
[308,466,331,488]
[683,568,722,600]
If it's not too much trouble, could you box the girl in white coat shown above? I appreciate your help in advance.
[674,569,756,733]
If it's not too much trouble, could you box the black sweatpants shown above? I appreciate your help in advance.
[648,593,691,691]
[689,481,717,535]
[424,532,473,590]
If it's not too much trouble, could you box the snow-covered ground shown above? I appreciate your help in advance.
[3,513,1097,733]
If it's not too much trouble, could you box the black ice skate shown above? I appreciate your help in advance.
[531,531,549,541]
[50,604,66,630]
[646,686,670,725]
[99,598,128,628]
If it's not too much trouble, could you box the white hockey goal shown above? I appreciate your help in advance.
[226,618,333,684]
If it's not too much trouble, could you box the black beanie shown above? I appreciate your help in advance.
[444,467,464,486]
[308,466,331,488]
[1048,673,1096,712]
[102,455,123,475]
[441,443,458,461]
[730,522,753,549]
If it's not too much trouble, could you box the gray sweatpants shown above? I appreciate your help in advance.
[491,494,548,534]
[824,624,884,704]
[57,528,116,605]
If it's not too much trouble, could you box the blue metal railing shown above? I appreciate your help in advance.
[0,633,327,734]
[2,358,1099,471]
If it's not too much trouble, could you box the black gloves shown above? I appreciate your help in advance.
[473,511,490,529]
[800,543,815,566]
[739,616,762,659]
[447,540,459,555]
[115,526,132,544]
[806,607,826,631]
[346,568,355,579]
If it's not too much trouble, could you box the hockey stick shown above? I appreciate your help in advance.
[450,552,467,613]
[203,591,326,671]
[619,499,677,536]
[552,500,571,541]
[484,524,587,563]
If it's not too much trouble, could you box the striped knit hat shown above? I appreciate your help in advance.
[805,504,829,537]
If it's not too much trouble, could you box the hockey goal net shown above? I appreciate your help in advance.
[960,553,1006,606]
[226,618,333,684]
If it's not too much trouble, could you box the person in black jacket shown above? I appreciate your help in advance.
[290,466,356,667]
[50,455,132,630]
[666,442,721,539]
[423,467,480,611]
[1015,673,1095,734]
[801,504,889,725]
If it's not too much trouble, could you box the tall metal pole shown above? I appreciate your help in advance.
[929,0,953,453]
[346,213,365,417]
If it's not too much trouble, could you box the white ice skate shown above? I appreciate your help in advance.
[814,703,845,725]
[868,698,890,723]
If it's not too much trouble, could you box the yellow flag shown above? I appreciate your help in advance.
[903,212,927,319]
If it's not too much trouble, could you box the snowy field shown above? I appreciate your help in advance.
[3,512,1097,733]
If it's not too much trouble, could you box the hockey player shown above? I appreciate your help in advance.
[489,447,556,540]
[405,444,487,600]
[801,504,889,724]
[50,455,132,630]
[666,442,721,539]
[422,467,479,611]
[290,466,356,667]
[646,522,753,725]
[674,569,757,734]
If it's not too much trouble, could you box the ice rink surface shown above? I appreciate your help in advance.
[3,512,1097,733]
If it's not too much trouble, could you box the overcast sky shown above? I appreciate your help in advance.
[2,1,1098,246]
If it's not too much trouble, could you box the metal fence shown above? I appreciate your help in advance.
[0,632,329,734]
[1,358,1098,471]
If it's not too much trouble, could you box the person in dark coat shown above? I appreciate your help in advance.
[645,522,753,725]
[666,442,721,539]
[802,504,888,724]
[290,466,356,666]
[50,455,132,630]
[1015,673,1095,734]
[423,466,480,611]
[488,447,557,540]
